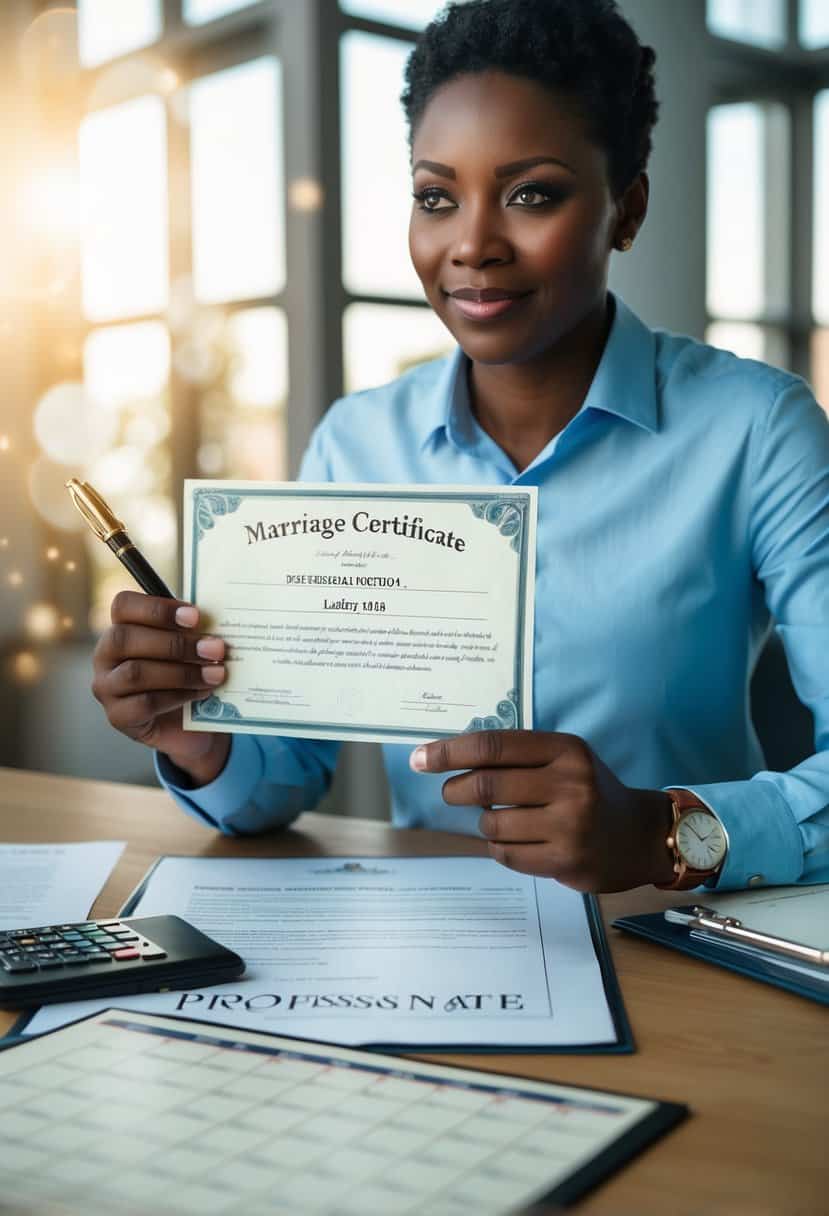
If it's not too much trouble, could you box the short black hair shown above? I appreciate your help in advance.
[401,0,658,196]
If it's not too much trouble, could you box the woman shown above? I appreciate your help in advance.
[91,0,829,894]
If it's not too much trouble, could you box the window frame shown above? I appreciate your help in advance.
[704,0,829,382]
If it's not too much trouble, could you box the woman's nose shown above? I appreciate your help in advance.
[450,201,511,268]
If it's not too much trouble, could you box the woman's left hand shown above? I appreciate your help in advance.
[410,730,676,892]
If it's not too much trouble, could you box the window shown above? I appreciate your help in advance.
[339,11,452,394]
[340,31,420,298]
[706,0,787,49]
[79,96,169,321]
[338,1,453,31]
[78,0,162,68]
[705,102,790,365]
[184,0,259,25]
[189,57,285,303]
[69,4,289,629]
[800,0,829,50]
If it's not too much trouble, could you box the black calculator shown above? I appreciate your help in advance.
[0,915,245,1007]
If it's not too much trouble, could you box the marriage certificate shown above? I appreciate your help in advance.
[182,482,536,744]
[20,857,628,1053]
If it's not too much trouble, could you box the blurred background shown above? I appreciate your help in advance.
[0,0,827,818]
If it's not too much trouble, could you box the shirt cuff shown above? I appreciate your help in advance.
[676,779,804,890]
[155,734,264,834]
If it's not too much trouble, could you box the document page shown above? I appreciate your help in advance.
[703,883,829,950]
[0,842,125,931]
[23,856,622,1050]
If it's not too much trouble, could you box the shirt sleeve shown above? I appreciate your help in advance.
[686,378,829,890]
[155,417,343,834]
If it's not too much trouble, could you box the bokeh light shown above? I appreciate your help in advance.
[87,55,180,111]
[88,445,153,496]
[18,9,79,85]
[46,546,60,561]
[65,560,77,573]
[33,381,116,465]
[25,602,60,642]
[0,436,10,452]
[8,571,23,588]
[289,177,324,213]
[10,651,43,685]
[132,494,177,551]
[28,455,84,531]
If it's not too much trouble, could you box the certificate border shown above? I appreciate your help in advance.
[185,483,536,743]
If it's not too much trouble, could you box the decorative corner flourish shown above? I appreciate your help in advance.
[468,497,526,552]
[463,688,519,733]
[195,490,242,542]
[193,695,242,722]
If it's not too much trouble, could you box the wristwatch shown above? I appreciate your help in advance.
[655,788,728,891]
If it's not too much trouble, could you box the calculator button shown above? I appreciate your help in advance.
[112,948,140,961]
[38,933,60,943]
[35,957,65,969]
[85,951,112,962]
[2,959,38,972]
[140,949,167,960]
[100,923,123,930]
[64,954,93,965]
[111,933,139,942]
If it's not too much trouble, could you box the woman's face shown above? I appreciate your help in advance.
[408,70,635,365]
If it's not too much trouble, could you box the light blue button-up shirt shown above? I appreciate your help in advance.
[158,296,829,891]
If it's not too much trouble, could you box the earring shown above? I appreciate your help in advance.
[619,236,633,252]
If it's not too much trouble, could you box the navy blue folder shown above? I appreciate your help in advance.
[613,911,829,1007]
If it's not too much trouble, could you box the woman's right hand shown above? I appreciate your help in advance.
[92,591,230,787]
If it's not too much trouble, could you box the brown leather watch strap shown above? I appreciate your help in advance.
[654,789,721,891]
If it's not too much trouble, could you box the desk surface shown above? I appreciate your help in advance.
[1,766,824,1216]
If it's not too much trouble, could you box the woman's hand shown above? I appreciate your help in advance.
[92,591,230,787]
[410,730,675,892]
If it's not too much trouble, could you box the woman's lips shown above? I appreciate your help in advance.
[447,292,530,321]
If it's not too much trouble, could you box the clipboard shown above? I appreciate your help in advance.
[614,891,829,1007]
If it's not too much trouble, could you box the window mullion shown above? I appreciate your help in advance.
[280,0,345,476]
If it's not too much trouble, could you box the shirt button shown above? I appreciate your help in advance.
[748,874,765,887]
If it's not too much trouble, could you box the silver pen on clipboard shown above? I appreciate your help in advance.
[665,904,829,967]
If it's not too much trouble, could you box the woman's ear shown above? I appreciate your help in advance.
[613,172,649,251]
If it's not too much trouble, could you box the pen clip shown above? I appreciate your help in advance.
[65,479,125,542]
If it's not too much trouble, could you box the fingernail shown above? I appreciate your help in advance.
[196,637,223,660]
[409,746,428,772]
[202,665,225,685]
[175,605,198,627]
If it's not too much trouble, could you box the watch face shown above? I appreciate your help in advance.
[676,810,727,871]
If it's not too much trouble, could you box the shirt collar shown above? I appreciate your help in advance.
[415,292,659,453]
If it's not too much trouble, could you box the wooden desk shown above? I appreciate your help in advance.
[0,766,824,1215]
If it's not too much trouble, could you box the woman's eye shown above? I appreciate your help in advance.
[413,188,454,212]
[509,184,560,208]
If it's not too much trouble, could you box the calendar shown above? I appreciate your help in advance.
[0,1010,686,1214]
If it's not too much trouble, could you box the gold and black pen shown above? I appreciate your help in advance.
[65,478,174,599]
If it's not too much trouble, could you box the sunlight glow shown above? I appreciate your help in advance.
[79,95,168,320]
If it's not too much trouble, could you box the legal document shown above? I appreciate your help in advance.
[22,856,625,1051]
[183,482,537,744]
[0,842,125,931]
